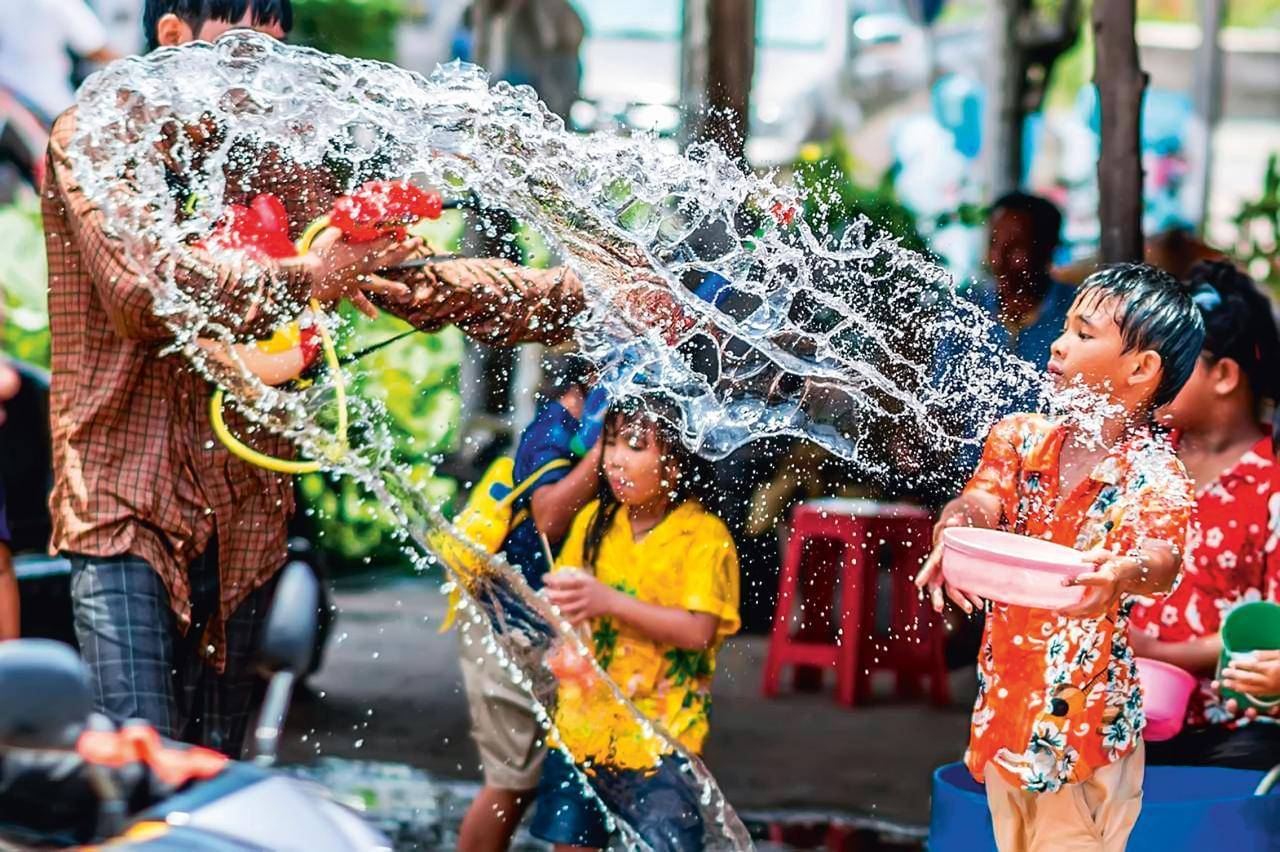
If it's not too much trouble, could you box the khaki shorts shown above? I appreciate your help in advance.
[458,618,548,791]
[985,741,1145,852]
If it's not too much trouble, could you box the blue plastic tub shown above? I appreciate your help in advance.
[929,762,1280,851]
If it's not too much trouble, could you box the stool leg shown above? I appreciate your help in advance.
[835,525,867,706]
[762,527,804,698]
[903,520,951,707]
[854,524,884,704]
[794,537,841,692]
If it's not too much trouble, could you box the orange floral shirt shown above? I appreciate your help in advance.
[963,414,1193,792]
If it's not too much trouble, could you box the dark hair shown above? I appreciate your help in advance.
[1186,260,1280,407]
[539,353,595,402]
[991,191,1063,254]
[144,0,293,51]
[581,395,710,569]
[1077,263,1206,408]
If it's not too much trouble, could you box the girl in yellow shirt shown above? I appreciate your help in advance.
[529,394,740,852]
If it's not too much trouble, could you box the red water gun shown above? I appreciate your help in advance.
[328,180,444,242]
[201,180,444,367]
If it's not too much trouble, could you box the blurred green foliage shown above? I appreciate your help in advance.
[1233,152,1280,292]
[789,134,929,254]
[296,210,468,567]
[0,198,50,367]
[290,0,407,61]
[298,317,464,565]
[0,196,469,570]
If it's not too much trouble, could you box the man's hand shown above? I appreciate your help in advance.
[297,227,418,317]
[617,274,695,345]
[914,503,985,615]
[1219,651,1280,722]
[1056,549,1139,618]
[542,570,619,626]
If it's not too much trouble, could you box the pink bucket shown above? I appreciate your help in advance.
[1137,657,1196,742]
[940,528,1087,609]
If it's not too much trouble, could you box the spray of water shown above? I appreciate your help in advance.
[67,32,1118,850]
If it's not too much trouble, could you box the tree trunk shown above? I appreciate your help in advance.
[1093,0,1147,263]
[680,0,756,165]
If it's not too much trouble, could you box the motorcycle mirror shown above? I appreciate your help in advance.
[0,640,92,752]
[258,561,320,677]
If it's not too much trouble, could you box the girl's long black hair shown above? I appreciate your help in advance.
[581,394,713,570]
[1186,261,1280,440]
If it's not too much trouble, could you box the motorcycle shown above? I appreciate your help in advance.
[0,562,391,850]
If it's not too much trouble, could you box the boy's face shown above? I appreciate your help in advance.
[1047,291,1162,409]
[156,10,287,48]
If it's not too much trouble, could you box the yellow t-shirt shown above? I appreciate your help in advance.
[551,499,740,770]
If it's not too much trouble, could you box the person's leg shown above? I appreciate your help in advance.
[624,757,705,852]
[195,569,279,758]
[69,554,179,734]
[982,763,1032,852]
[528,750,610,851]
[1016,743,1145,852]
[458,786,536,852]
[1071,741,1145,852]
[457,618,548,851]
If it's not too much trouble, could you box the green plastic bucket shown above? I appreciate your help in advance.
[1218,601,1280,711]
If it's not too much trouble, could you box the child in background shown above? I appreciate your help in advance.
[456,354,602,852]
[1129,261,1280,768]
[916,264,1204,852]
[531,395,739,852]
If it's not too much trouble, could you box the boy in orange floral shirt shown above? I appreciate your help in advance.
[916,264,1205,851]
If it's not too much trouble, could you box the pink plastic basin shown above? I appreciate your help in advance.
[941,528,1087,609]
[1137,657,1196,742]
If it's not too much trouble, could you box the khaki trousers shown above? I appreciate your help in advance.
[984,742,1145,852]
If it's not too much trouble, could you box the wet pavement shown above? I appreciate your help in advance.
[281,573,976,849]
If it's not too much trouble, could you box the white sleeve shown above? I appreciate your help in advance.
[55,0,110,56]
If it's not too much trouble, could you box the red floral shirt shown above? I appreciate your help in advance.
[1130,433,1280,727]
[963,414,1193,793]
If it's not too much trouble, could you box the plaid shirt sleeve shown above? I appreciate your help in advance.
[377,258,585,346]
[48,113,312,342]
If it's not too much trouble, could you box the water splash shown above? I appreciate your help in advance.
[67,32,1114,850]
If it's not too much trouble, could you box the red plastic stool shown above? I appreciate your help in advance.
[761,498,951,707]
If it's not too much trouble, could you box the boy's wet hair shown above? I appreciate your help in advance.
[1187,260,1280,409]
[1077,263,1205,408]
[144,0,293,52]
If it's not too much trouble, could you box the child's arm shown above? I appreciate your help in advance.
[542,570,720,651]
[914,490,1003,614]
[1057,541,1181,618]
[1130,631,1223,675]
[530,440,602,544]
[198,338,310,387]
[0,542,18,641]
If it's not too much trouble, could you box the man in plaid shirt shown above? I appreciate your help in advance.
[45,0,594,756]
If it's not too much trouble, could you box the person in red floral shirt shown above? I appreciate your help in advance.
[1130,261,1280,770]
